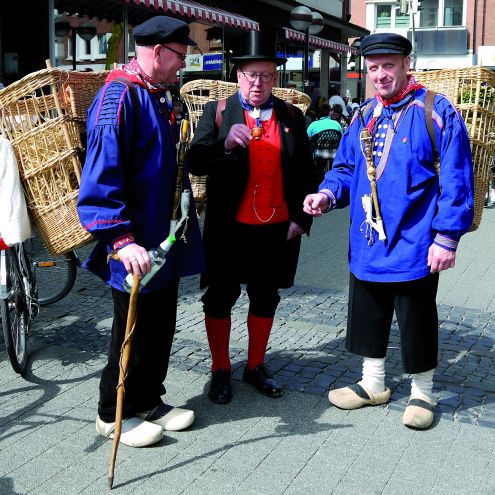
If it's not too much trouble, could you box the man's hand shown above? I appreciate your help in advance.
[224,123,253,151]
[118,243,151,278]
[427,243,456,273]
[287,221,304,241]
[303,193,330,217]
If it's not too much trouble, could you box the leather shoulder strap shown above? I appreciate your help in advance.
[215,98,227,129]
[424,89,439,173]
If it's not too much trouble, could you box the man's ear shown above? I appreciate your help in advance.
[404,55,412,71]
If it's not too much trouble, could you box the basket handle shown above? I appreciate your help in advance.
[45,59,82,182]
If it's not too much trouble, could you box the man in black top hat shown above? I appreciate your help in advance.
[304,32,473,430]
[187,30,318,405]
[78,15,205,447]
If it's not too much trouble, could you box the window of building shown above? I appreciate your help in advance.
[376,4,391,28]
[444,0,463,26]
[98,34,108,56]
[419,0,463,28]
[375,3,410,29]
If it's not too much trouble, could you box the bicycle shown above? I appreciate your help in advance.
[0,235,78,375]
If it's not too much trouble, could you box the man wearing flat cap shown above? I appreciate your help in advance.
[304,32,474,429]
[187,30,318,405]
[78,16,205,447]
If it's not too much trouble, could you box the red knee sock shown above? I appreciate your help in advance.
[246,314,274,370]
[205,315,231,372]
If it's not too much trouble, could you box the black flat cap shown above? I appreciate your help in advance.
[132,16,196,46]
[360,33,412,57]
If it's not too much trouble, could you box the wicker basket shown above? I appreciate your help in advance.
[180,79,312,213]
[0,67,108,254]
[413,66,495,231]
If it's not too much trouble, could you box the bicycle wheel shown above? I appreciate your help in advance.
[27,237,78,306]
[1,248,29,374]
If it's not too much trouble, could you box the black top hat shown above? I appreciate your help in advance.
[230,30,287,66]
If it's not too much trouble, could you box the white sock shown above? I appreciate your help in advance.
[360,357,386,393]
[410,369,434,401]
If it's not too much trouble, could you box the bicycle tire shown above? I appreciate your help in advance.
[28,238,78,306]
[1,248,29,374]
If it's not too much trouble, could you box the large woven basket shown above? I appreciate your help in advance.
[0,67,108,254]
[180,79,312,213]
[413,66,495,231]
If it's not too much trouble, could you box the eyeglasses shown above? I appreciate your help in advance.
[160,45,187,62]
[240,71,276,83]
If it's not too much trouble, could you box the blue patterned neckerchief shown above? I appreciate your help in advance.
[238,92,274,128]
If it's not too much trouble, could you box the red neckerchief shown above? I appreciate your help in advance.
[105,58,167,93]
[366,75,423,133]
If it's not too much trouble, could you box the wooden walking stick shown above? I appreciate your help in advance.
[108,273,140,489]
[107,118,191,488]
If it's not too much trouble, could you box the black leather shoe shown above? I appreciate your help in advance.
[242,365,283,398]
[208,369,232,404]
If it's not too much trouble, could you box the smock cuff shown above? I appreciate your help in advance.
[319,189,337,213]
[112,234,135,251]
[433,233,458,252]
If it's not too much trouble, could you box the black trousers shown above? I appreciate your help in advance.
[202,221,287,319]
[346,273,439,374]
[98,279,179,422]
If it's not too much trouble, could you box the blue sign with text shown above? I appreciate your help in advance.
[203,54,223,71]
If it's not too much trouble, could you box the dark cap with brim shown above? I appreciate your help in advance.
[132,16,196,46]
[360,33,412,57]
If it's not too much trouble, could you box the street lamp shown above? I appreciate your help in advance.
[290,6,324,91]
[55,15,97,71]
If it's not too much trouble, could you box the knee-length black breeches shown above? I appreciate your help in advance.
[346,273,439,374]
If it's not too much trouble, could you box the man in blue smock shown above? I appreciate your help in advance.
[78,16,205,447]
[303,33,474,429]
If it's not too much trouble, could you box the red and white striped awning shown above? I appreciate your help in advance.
[126,0,259,30]
[284,27,357,55]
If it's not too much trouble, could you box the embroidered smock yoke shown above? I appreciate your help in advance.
[319,87,474,283]
[77,78,205,291]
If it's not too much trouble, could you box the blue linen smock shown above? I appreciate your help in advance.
[319,87,474,283]
[77,78,205,292]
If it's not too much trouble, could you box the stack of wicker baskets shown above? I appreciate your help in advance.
[0,67,108,254]
[413,66,495,231]
[180,79,312,213]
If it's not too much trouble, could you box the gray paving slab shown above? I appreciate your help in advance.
[1,207,495,494]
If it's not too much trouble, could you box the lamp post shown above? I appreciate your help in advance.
[350,37,364,102]
[289,6,323,91]
[55,15,97,71]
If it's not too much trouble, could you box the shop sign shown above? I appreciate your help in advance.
[203,53,223,71]
[185,54,202,71]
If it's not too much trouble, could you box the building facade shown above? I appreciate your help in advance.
[349,0,495,98]
[0,0,368,101]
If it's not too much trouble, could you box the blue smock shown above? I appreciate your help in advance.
[320,87,474,282]
[77,79,205,292]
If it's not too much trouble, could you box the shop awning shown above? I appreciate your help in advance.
[284,27,357,55]
[54,0,259,29]
[126,0,259,30]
